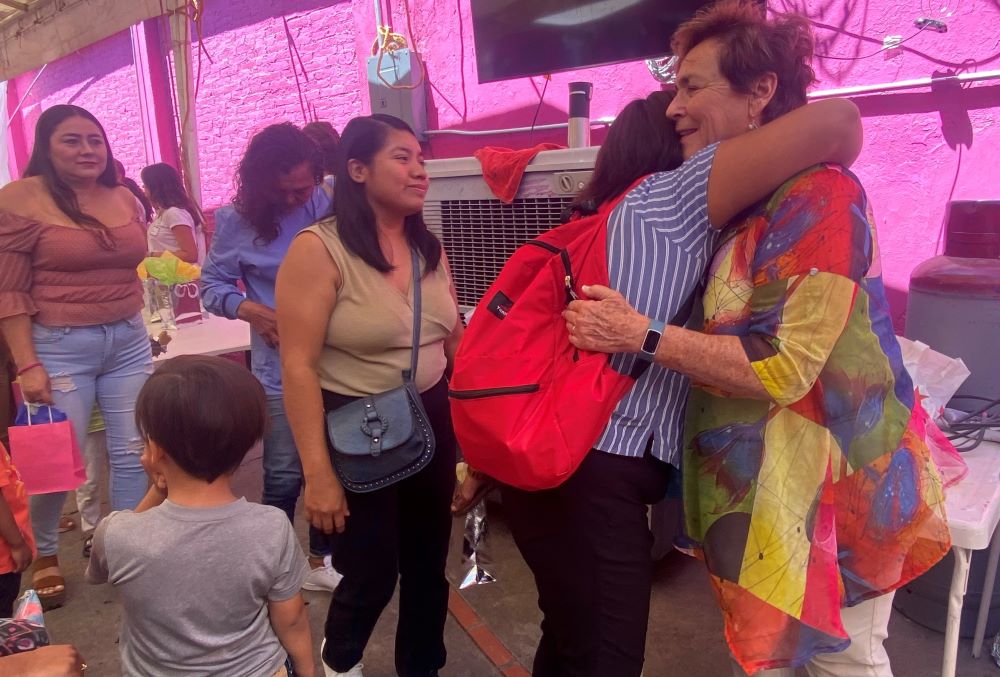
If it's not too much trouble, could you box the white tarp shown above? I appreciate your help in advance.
[0,0,186,81]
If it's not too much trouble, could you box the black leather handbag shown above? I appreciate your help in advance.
[325,248,436,493]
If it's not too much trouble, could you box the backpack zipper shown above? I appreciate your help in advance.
[525,241,578,304]
[449,384,541,399]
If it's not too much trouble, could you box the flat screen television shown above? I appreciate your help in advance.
[470,0,726,83]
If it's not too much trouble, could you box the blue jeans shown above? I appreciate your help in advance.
[29,314,152,556]
[263,396,329,557]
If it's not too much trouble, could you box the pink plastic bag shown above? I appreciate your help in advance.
[7,409,86,495]
[912,391,968,490]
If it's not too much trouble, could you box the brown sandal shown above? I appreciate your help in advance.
[32,554,66,609]
[451,468,498,516]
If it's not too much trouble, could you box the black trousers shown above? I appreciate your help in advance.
[0,571,21,617]
[501,447,671,677]
[321,378,456,676]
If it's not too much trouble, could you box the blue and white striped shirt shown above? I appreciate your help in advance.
[594,143,719,466]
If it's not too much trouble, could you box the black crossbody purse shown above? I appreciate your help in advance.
[324,248,436,492]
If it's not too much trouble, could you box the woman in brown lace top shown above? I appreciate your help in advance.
[0,104,153,608]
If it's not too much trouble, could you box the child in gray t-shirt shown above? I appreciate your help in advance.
[86,356,313,677]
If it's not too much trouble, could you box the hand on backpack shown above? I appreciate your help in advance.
[563,285,647,355]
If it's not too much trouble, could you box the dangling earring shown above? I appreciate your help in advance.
[746,95,760,131]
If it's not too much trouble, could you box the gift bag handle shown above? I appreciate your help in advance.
[22,405,56,427]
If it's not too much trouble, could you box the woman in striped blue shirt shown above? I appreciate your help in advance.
[484,91,865,676]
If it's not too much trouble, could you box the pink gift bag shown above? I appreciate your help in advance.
[8,408,87,495]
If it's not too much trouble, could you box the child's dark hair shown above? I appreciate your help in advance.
[135,356,267,482]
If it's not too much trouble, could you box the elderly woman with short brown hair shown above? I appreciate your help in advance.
[565,2,951,676]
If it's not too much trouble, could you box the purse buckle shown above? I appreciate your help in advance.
[360,400,389,456]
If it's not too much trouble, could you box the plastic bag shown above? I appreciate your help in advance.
[459,501,497,589]
[0,590,50,656]
[13,405,66,426]
[911,395,968,489]
[896,336,970,421]
[454,462,496,589]
[138,251,201,285]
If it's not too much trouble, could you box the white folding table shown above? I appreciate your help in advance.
[942,440,1000,677]
[150,314,251,360]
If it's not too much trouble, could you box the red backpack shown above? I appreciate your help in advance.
[449,183,648,491]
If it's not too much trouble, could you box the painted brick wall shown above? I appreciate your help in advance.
[14,29,147,181]
[9,0,1000,326]
[187,0,364,207]
[774,0,1000,322]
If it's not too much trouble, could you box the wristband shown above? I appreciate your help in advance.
[16,361,44,376]
[638,319,665,362]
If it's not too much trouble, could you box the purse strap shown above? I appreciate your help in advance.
[404,247,421,384]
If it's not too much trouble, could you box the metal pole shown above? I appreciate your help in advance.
[4,62,45,124]
[943,547,972,677]
[972,527,1000,657]
[168,7,201,204]
[567,82,593,148]
[809,69,1000,99]
[423,117,615,137]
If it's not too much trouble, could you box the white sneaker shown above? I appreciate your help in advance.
[320,639,364,677]
[302,555,343,593]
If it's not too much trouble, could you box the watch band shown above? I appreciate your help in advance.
[638,319,665,362]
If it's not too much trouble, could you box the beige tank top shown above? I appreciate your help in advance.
[302,219,458,396]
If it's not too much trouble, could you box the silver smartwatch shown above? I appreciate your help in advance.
[638,319,666,362]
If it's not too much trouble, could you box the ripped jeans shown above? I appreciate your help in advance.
[29,314,152,556]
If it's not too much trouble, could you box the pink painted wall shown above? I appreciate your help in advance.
[188,0,364,207]
[773,0,1000,323]
[13,30,147,181]
[9,0,1000,327]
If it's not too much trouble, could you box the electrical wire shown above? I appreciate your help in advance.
[372,25,425,91]
[816,26,927,61]
[527,75,551,145]
[943,396,1000,452]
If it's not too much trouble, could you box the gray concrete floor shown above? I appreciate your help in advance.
[28,449,1000,676]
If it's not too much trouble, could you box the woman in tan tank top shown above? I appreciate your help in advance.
[277,114,463,677]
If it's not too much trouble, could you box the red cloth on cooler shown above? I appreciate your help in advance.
[473,143,564,203]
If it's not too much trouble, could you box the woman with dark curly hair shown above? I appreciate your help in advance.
[200,122,340,593]
[303,120,341,178]
[140,162,205,264]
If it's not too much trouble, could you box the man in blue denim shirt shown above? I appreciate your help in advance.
[201,122,339,592]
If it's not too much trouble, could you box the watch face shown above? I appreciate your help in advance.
[641,329,661,354]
